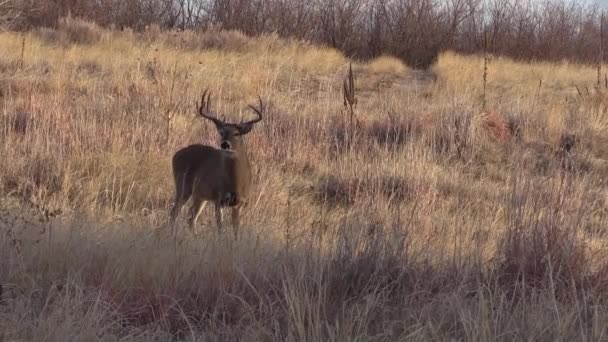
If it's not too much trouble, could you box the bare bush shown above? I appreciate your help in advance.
[0,0,22,30]
[36,17,104,45]
[11,0,608,66]
[164,27,250,51]
[495,175,591,296]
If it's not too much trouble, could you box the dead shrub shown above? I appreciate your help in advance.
[506,113,524,141]
[313,174,412,208]
[326,117,350,150]
[426,111,472,158]
[577,88,608,111]
[0,60,54,76]
[579,129,608,161]
[399,46,440,70]
[558,133,578,172]
[324,115,374,157]
[518,141,560,176]
[259,104,295,142]
[36,17,104,46]
[558,133,577,155]
[164,28,250,52]
[29,155,65,195]
[494,176,590,296]
[0,78,52,98]
[0,59,21,74]
[366,55,408,75]
[3,154,66,200]
[76,60,103,75]
[142,23,162,44]
[33,27,60,44]
[3,110,30,135]
[589,260,608,296]
[362,175,413,203]
[478,111,524,143]
[496,218,589,296]
[326,218,406,300]
[365,113,421,147]
[251,32,295,53]
[480,111,513,142]
[314,175,355,207]
[517,134,581,176]
[322,213,459,306]
[59,17,104,44]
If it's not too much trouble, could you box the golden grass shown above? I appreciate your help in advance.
[434,51,605,109]
[2,23,608,340]
[366,55,408,75]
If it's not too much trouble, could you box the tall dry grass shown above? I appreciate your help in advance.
[1,20,608,341]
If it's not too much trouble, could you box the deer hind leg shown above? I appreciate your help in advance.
[169,176,188,226]
[188,195,206,234]
[170,196,188,227]
[169,170,192,226]
[231,205,240,240]
[169,201,182,226]
[214,201,223,234]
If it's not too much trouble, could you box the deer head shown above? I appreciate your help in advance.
[198,90,263,151]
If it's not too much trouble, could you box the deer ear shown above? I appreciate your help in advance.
[237,123,254,135]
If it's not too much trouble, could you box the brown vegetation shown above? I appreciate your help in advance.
[1,25,608,340]
[10,0,608,67]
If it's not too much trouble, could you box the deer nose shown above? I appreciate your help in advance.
[220,141,231,150]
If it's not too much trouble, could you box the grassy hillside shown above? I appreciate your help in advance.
[1,21,608,341]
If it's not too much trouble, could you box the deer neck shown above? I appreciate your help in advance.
[224,140,251,179]
[223,141,252,199]
[232,143,251,168]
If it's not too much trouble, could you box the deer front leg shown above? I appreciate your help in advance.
[231,206,240,239]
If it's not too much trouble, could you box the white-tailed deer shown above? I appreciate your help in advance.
[169,90,264,238]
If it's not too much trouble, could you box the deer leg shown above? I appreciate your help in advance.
[169,184,183,226]
[169,172,191,227]
[188,196,205,233]
[169,202,182,226]
[214,202,223,234]
[170,195,187,227]
[231,205,240,240]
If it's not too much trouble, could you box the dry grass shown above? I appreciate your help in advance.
[36,17,108,46]
[1,23,608,341]
[366,55,408,75]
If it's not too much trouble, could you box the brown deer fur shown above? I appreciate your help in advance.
[169,90,263,238]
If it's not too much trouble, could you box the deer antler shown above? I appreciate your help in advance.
[243,95,264,125]
[198,89,223,126]
[198,90,263,127]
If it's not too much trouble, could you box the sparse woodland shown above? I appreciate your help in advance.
[1,5,608,342]
[6,0,608,66]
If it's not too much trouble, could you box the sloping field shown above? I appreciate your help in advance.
[1,22,608,341]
